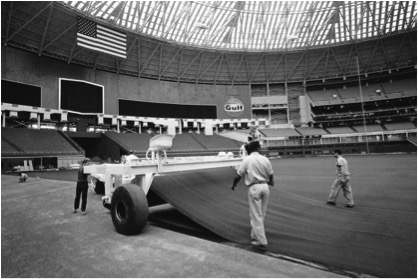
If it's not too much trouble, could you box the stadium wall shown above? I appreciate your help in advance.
[1,46,252,120]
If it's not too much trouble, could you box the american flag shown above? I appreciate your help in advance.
[77,16,127,59]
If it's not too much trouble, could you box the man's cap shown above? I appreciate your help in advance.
[244,140,261,152]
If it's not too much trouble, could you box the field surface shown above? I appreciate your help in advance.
[151,154,417,277]
[4,154,416,277]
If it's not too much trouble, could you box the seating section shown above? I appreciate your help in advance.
[382,78,417,96]
[325,126,355,134]
[352,124,383,133]
[336,87,360,100]
[191,133,242,151]
[218,131,251,142]
[383,121,416,131]
[170,133,207,152]
[1,138,21,155]
[259,128,301,137]
[295,127,329,136]
[310,78,417,107]
[1,128,83,155]
[308,89,340,103]
[104,132,152,152]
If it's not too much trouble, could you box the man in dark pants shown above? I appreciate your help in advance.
[73,158,91,215]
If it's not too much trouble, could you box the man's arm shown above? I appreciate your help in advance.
[268,174,274,187]
[231,174,242,191]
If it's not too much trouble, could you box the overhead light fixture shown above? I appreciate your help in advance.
[286,34,298,41]
[195,22,209,30]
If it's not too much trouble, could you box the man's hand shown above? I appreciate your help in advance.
[231,174,241,191]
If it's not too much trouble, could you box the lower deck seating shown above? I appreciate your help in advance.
[383,122,416,131]
[104,132,152,152]
[325,126,355,134]
[259,128,301,137]
[1,139,21,155]
[295,127,329,136]
[191,133,242,151]
[352,124,383,133]
[1,128,83,155]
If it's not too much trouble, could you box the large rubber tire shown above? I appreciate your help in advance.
[111,184,149,235]
[92,178,105,195]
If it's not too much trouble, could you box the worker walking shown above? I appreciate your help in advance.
[73,158,91,215]
[231,141,274,250]
[326,149,355,208]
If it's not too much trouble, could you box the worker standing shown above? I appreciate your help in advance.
[73,158,91,215]
[231,141,274,250]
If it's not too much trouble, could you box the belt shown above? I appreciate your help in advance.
[248,181,267,187]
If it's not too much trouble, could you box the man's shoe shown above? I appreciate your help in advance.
[81,211,87,215]
[326,201,336,206]
[345,204,354,208]
[251,241,268,250]
[73,209,78,213]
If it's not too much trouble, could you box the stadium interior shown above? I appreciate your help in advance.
[1,1,417,278]
[1,1,417,171]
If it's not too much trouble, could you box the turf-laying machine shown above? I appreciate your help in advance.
[84,134,242,235]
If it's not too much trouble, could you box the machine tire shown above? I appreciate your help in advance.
[111,183,149,235]
[92,179,105,195]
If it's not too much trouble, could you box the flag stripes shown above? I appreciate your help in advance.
[77,16,127,59]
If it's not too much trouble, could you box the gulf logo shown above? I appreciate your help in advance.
[224,98,244,118]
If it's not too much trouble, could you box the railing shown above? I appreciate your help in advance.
[263,129,417,148]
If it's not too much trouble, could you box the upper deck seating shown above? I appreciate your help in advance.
[337,87,360,100]
[1,128,83,155]
[308,89,341,104]
[382,78,417,96]
[360,84,386,101]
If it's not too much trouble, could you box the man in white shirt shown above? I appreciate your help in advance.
[124,150,140,165]
[326,149,355,208]
[232,141,274,249]
[18,173,28,183]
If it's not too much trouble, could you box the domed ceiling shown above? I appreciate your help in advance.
[63,1,417,51]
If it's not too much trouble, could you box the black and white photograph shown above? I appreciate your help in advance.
[1,1,416,278]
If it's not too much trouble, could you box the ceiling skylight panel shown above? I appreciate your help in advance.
[252,12,264,49]
[208,7,230,46]
[74,1,85,10]
[247,8,258,48]
[167,2,188,42]
[190,4,207,45]
[148,4,163,37]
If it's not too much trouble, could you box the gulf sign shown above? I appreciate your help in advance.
[224,98,244,117]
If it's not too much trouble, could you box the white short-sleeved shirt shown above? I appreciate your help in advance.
[336,156,350,176]
[237,152,273,186]
[125,154,140,164]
